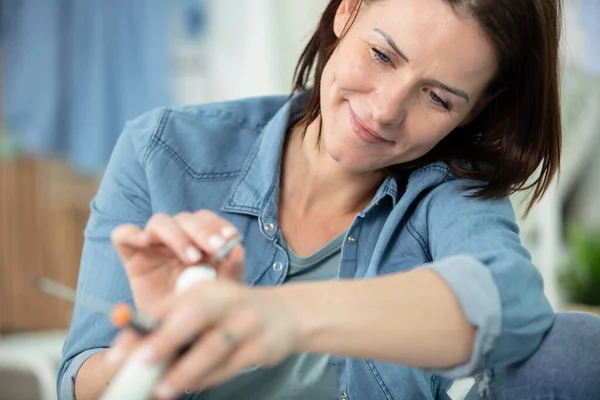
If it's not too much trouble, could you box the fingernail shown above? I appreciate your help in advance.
[132,345,155,364]
[220,226,237,239]
[105,348,123,365]
[208,235,226,250]
[185,246,202,263]
[154,383,175,399]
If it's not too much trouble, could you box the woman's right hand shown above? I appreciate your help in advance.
[111,210,245,312]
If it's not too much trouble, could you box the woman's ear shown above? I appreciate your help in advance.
[334,0,362,38]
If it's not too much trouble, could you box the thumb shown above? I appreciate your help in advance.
[216,246,245,283]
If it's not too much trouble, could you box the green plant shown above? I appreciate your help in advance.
[559,224,600,306]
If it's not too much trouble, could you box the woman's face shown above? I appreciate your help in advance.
[319,0,498,172]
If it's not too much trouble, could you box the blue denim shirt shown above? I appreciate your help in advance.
[58,91,554,400]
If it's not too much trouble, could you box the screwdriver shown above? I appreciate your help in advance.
[35,277,160,334]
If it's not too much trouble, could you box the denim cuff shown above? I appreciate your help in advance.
[426,255,502,379]
[59,348,106,400]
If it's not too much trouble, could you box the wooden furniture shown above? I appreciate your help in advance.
[0,157,98,333]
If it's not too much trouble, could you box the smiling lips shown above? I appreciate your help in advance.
[349,106,393,144]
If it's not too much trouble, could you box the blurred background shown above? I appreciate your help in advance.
[0,1,599,399]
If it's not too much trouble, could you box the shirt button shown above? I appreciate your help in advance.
[341,393,348,400]
[272,262,283,271]
[263,222,275,232]
[347,235,357,244]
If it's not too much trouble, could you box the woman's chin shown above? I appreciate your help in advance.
[327,149,380,174]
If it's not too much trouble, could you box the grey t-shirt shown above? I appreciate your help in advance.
[199,232,345,400]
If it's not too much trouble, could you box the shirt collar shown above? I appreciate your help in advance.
[222,91,403,216]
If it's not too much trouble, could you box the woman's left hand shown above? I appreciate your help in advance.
[107,279,301,399]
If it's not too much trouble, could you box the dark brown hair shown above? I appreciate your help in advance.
[292,0,562,213]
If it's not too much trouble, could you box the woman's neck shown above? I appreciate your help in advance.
[280,117,384,217]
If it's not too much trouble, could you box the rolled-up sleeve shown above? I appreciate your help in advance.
[421,181,554,379]
[56,110,162,398]
[58,348,105,400]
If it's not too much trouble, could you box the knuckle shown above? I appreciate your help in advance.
[147,212,169,228]
[173,232,189,246]
[174,211,192,222]
[194,209,214,220]
[188,219,207,236]
[111,224,135,243]
[181,213,210,235]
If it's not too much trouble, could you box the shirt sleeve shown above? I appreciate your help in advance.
[421,181,554,379]
[56,109,164,398]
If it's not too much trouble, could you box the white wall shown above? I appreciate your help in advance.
[173,0,326,105]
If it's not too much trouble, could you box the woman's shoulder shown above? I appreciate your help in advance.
[406,162,515,219]
[120,94,290,169]
[165,94,291,133]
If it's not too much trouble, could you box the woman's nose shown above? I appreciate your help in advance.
[368,84,410,126]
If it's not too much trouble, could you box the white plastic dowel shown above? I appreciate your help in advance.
[101,266,217,400]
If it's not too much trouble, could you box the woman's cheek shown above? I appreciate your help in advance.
[333,50,374,93]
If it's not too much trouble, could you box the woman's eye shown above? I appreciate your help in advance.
[428,90,452,112]
[372,48,392,64]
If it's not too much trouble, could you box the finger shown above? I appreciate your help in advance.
[105,328,144,366]
[133,289,216,366]
[154,307,262,396]
[218,245,245,283]
[175,210,239,260]
[175,212,244,280]
[144,213,203,264]
[111,224,144,258]
[108,295,177,364]
[154,328,239,397]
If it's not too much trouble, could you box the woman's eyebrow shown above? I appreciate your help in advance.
[374,28,409,63]
[431,80,469,102]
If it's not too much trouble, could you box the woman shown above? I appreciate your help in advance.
[58,0,600,399]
